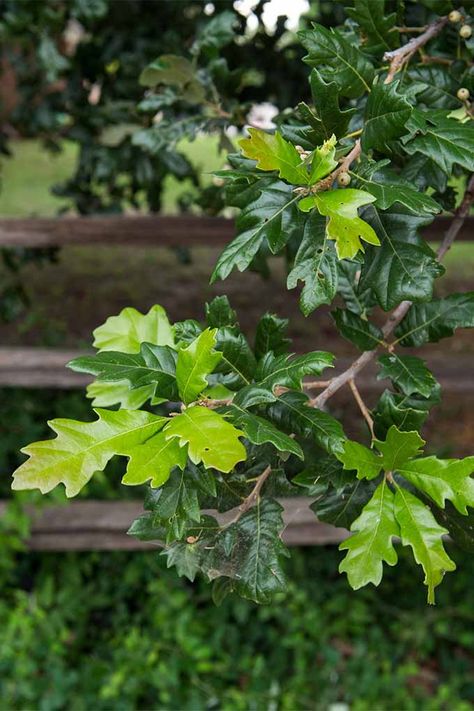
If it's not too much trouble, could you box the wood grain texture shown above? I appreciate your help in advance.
[0,216,235,248]
[0,498,350,549]
[0,215,471,248]
[0,346,472,390]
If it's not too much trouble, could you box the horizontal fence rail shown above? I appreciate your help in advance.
[0,214,472,248]
[0,498,349,550]
[0,347,472,390]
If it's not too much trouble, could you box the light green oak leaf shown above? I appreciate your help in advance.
[12,409,168,497]
[339,480,399,589]
[299,188,380,259]
[176,328,222,404]
[164,405,246,472]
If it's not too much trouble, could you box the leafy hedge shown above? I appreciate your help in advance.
[1,546,474,710]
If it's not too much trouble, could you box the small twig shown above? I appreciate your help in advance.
[199,397,233,409]
[308,139,362,194]
[273,380,333,397]
[437,174,474,260]
[227,465,272,525]
[394,26,429,34]
[420,55,454,66]
[384,16,448,82]
[349,378,375,440]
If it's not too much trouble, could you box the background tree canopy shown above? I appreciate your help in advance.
[0,0,345,214]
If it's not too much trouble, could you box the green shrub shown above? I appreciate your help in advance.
[1,546,474,710]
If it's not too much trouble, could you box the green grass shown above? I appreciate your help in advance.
[0,137,226,217]
[0,140,77,217]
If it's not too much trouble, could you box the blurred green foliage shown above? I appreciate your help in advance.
[1,545,474,710]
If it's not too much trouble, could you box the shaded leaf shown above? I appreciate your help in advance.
[395,293,474,347]
[404,113,474,173]
[215,327,256,386]
[70,344,179,400]
[256,350,334,391]
[347,0,398,55]
[211,178,302,281]
[332,308,383,350]
[205,296,237,329]
[378,354,438,397]
[224,404,304,459]
[297,69,356,145]
[205,499,289,604]
[360,207,444,310]
[254,313,290,359]
[362,81,412,152]
[268,391,345,455]
[373,388,441,439]
[313,478,376,529]
[299,23,375,98]
[287,211,338,315]
[352,160,441,215]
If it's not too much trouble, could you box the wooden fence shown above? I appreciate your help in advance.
[0,214,472,550]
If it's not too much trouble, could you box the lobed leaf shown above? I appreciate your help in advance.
[299,23,375,98]
[239,128,310,185]
[378,354,438,398]
[394,486,456,604]
[176,328,222,404]
[164,405,246,473]
[339,480,399,590]
[12,409,168,497]
[395,293,474,347]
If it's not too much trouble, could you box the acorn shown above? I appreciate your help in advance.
[457,87,470,101]
[337,171,351,187]
[449,10,462,23]
[460,24,472,38]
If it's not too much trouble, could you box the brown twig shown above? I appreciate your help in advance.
[313,173,474,409]
[273,380,333,397]
[420,55,454,66]
[349,378,375,439]
[227,465,272,525]
[384,16,449,82]
[307,139,362,195]
[394,26,429,34]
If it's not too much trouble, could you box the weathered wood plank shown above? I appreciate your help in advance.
[0,216,235,248]
[0,215,471,248]
[0,346,472,391]
[0,498,349,549]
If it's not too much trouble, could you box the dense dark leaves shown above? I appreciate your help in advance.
[211,178,303,282]
[362,81,412,152]
[360,207,444,310]
[299,23,375,98]
[287,212,339,315]
[395,293,474,346]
